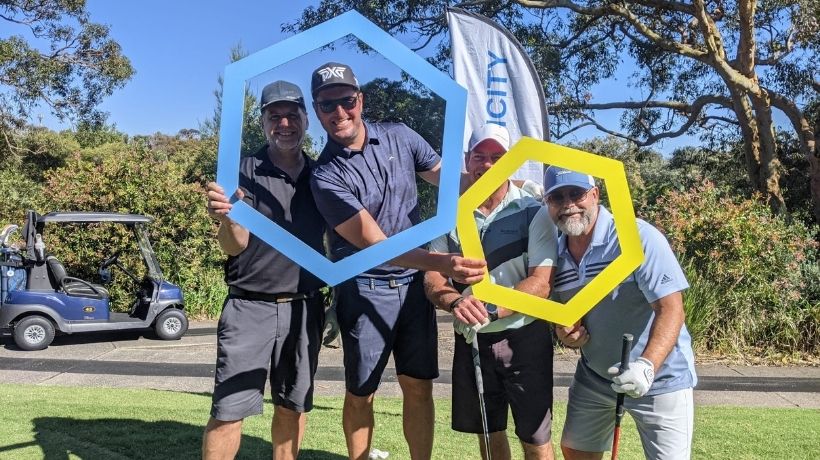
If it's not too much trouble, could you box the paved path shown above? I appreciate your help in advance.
[1,317,818,409]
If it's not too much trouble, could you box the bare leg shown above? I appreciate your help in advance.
[477,431,512,460]
[398,375,434,459]
[522,440,555,460]
[202,417,243,460]
[343,391,375,460]
[561,445,604,460]
[272,405,306,460]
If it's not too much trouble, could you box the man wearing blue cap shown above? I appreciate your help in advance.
[543,166,696,460]
[203,80,325,459]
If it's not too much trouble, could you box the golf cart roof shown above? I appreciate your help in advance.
[37,212,153,224]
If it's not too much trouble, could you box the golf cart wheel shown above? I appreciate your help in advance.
[14,316,55,351]
[155,309,188,340]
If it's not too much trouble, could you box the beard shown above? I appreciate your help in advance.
[556,206,597,236]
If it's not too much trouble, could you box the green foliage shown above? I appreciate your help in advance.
[649,182,820,356]
[569,136,666,211]
[71,121,128,148]
[0,127,81,179]
[0,168,42,227]
[361,78,446,152]
[34,140,224,317]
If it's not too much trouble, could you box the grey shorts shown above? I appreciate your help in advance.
[336,273,439,396]
[452,320,554,445]
[210,295,324,421]
[561,366,694,459]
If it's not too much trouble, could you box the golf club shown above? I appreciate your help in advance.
[471,336,492,460]
[611,333,634,460]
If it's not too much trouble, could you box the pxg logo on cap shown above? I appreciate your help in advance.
[311,61,360,95]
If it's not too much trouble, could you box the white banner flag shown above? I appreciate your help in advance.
[448,7,549,184]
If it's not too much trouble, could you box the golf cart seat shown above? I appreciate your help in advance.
[46,255,109,299]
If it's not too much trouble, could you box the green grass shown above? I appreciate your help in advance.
[1,384,818,459]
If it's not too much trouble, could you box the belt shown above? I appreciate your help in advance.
[228,286,318,304]
[354,274,416,289]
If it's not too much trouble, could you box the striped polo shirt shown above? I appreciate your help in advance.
[430,182,557,333]
[552,206,697,395]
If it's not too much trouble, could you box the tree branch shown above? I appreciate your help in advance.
[552,94,735,146]
[735,0,757,76]
[632,0,695,15]
[612,2,708,59]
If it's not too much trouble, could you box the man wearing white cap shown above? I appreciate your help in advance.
[425,124,559,459]
[543,166,696,460]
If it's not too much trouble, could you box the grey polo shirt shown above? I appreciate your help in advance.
[224,146,325,294]
[310,122,439,278]
[430,182,557,333]
[552,206,697,396]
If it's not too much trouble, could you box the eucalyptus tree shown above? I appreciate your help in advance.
[286,0,820,222]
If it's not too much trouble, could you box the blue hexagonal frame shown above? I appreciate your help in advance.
[216,10,467,286]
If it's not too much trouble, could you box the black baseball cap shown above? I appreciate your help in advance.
[260,80,305,111]
[310,61,360,96]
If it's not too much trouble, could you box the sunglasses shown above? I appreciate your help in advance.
[546,187,591,205]
[316,95,358,114]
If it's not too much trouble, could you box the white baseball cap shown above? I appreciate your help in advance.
[468,124,511,152]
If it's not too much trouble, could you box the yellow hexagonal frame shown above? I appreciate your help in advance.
[457,137,645,327]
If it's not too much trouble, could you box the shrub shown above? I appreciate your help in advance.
[649,181,820,357]
[38,142,224,317]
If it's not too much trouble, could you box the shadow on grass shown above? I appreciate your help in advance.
[23,417,344,459]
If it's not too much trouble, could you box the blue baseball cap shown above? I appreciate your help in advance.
[543,166,595,195]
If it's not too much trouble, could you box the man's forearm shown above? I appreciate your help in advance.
[217,220,249,256]
[643,292,685,370]
[511,266,553,299]
[512,276,550,299]
[391,248,450,273]
[423,270,462,311]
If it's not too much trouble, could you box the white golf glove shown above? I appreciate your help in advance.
[453,317,490,345]
[608,357,655,398]
[322,293,340,347]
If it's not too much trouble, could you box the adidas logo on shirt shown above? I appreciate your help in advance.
[661,274,673,284]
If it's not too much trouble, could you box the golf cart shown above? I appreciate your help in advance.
[0,210,187,350]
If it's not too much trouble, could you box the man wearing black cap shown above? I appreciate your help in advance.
[203,80,326,460]
[308,61,487,459]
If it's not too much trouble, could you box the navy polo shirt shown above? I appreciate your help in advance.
[224,146,325,293]
[310,122,440,277]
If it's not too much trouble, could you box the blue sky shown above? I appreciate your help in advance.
[21,1,700,153]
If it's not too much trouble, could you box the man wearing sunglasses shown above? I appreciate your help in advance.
[425,124,559,459]
[543,167,696,460]
[308,61,487,460]
[203,80,326,460]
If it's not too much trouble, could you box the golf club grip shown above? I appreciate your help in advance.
[471,341,484,394]
[614,334,634,422]
[620,333,634,373]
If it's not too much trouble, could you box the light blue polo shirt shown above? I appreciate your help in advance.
[552,206,697,395]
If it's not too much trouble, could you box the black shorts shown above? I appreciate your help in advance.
[452,320,554,445]
[336,273,439,396]
[210,295,324,420]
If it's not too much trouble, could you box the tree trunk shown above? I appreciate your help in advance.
[812,115,820,224]
[750,90,786,215]
[727,85,786,215]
